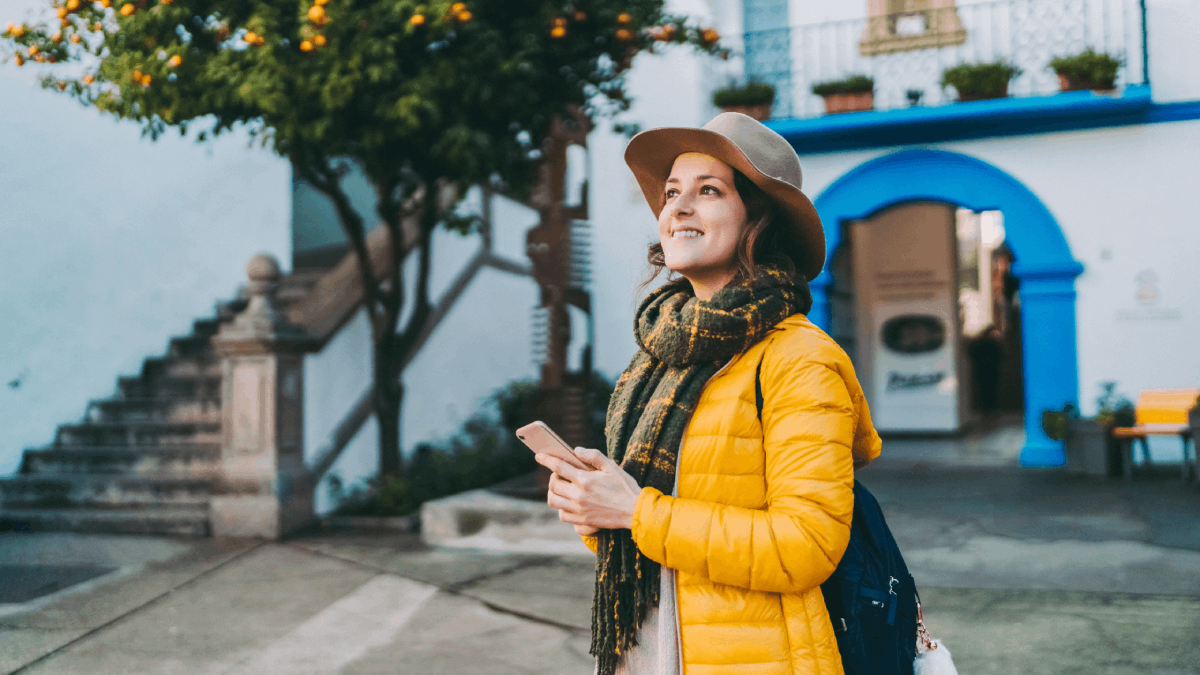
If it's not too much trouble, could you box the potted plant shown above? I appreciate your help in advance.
[940,61,1022,102]
[811,75,875,114]
[1044,382,1134,477]
[1050,48,1123,93]
[712,81,776,121]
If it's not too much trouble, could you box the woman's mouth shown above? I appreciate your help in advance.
[671,230,703,239]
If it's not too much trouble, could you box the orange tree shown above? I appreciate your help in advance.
[3,0,725,477]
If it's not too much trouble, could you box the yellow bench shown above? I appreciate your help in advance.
[1111,389,1199,481]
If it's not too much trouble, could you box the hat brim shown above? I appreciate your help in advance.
[624,126,826,281]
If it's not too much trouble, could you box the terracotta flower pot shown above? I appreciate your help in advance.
[1057,73,1117,94]
[719,102,773,121]
[820,91,874,114]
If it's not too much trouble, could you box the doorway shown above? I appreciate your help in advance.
[809,148,1083,466]
[828,202,1024,434]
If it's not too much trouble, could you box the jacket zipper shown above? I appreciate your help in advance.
[671,355,737,672]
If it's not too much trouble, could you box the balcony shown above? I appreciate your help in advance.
[745,0,1148,120]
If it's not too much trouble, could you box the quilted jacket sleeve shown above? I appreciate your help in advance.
[630,346,857,595]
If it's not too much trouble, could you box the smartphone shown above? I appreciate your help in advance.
[515,421,593,472]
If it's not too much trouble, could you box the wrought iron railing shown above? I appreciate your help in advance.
[744,0,1147,119]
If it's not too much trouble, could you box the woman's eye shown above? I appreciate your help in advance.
[701,185,718,195]
[664,189,678,199]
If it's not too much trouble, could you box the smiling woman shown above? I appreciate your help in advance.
[535,112,883,675]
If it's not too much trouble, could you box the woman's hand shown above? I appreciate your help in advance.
[549,473,601,536]
[537,447,642,531]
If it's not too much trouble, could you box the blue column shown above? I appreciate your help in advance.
[1013,261,1085,467]
[809,270,832,331]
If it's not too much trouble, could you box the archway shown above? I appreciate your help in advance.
[809,149,1084,466]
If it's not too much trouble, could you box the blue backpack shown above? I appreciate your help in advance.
[756,361,919,675]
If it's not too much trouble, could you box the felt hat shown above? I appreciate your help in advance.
[624,112,826,280]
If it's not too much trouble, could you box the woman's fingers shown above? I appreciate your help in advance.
[535,452,587,484]
[573,447,610,471]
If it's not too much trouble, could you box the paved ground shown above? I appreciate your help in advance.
[3,421,1200,675]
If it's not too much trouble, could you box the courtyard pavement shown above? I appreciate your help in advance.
[3,418,1200,675]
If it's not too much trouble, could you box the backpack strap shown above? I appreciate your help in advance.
[755,356,764,424]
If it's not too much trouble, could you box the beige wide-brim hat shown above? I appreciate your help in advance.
[624,112,826,281]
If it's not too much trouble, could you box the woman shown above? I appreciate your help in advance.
[535,112,882,675]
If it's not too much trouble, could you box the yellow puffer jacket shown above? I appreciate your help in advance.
[584,313,881,675]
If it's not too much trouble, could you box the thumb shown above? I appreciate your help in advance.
[573,447,609,470]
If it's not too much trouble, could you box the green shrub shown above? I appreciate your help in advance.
[811,75,875,97]
[330,372,615,517]
[712,81,776,107]
[940,62,1022,100]
[1049,49,1123,90]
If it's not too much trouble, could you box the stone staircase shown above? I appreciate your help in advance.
[0,272,323,537]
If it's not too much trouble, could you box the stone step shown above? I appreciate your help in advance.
[0,475,213,510]
[167,333,214,360]
[420,487,592,557]
[85,398,221,424]
[0,507,209,537]
[55,421,221,447]
[20,445,220,476]
[192,317,221,338]
[116,374,221,401]
[138,356,221,381]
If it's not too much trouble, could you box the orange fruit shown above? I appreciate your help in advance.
[12,24,25,37]
[52,32,63,42]
[299,39,313,52]
[574,11,586,21]
[99,0,111,6]
[28,45,39,56]
[616,28,633,41]
[70,33,82,43]
[551,26,565,38]
[57,7,69,18]
[14,54,24,66]
[313,34,326,46]
[83,74,94,83]
[451,3,466,12]
[67,0,80,10]
[57,81,68,90]
[244,31,259,43]
[307,6,326,23]
[553,17,566,26]
[702,28,719,42]
[142,74,151,85]
[458,10,471,21]
[167,54,181,66]
[94,21,104,31]
[617,13,631,23]
[120,4,135,16]
[314,0,329,5]
[409,14,424,26]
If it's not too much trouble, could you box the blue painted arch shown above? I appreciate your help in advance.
[807,148,1084,466]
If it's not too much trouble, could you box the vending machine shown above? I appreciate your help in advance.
[850,202,967,432]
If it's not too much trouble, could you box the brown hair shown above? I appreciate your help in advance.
[635,168,805,297]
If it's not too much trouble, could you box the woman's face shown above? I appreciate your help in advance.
[658,152,747,300]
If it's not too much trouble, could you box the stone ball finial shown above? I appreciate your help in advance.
[246,254,281,284]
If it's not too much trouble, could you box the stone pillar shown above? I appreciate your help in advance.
[211,254,317,539]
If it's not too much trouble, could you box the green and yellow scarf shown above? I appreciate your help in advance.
[592,265,812,675]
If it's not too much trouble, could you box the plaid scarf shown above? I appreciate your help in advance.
[591,265,812,675]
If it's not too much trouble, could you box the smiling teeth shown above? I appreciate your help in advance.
[673,231,701,238]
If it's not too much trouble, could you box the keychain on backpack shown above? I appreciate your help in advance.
[913,592,959,675]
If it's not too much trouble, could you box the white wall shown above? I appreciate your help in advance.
[1146,0,1200,103]
[0,1,291,476]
